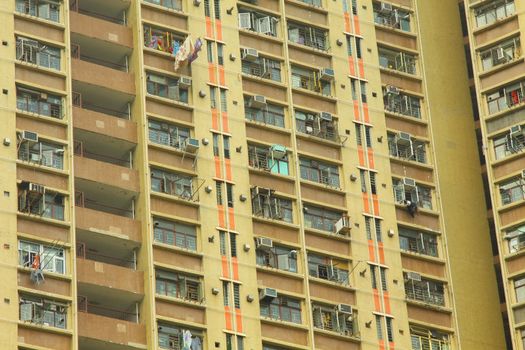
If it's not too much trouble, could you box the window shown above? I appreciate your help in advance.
[206,41,214,63]
[507,224,525,254]
[486,80,525,115]
[386,317,394,342]
[379,267,387,291]
[156,269,201,302]
[251,187,293,222]
[383,89,421,118]
[493,127,525,160]
[374,218,382,242]
[248,144,289,175]
[515,276,525,303]
[287,21,328,51]
[256,242,297,272]
[204,0,210,16]
[399,227,438,257]
[216,181,224,205]
[16,86,63,119]
[158,323,203,350]
[350,78,358,100]
[260,295,302,324]
[480,37,520,71]
[295,110,338,142]
[299,0,321,7]
[346,35,353,57]
[226,183,234,208]
[387,132,427,163]
[365,126,372,147]
[143,25,185,55]
[233,283,241,308]
[499,176,525,205]
[210,86,217,109]
[213,133,220,156]
[219,231,227,255]
[299,157,340,188]
[148,119,190,150]
[370,265,377,289]
[393,178,433,210]
[16,37,60,70]
[241,52,281,82]
[378,46,417,74]
[220,89,228,112]
[360,170,368,193]
[360,81,367,103]
[404,273,445,306]
[18,183,65,221]
[16,0,60,22]
[303,205,343,233]
[213,0,220,19]
[18,240,65,274]
[144,0,182,11]
[229,233,237,257]
[217,43,224,65]
[223,281,230,306]
[475,0,515,28]
[291,65,331,96]
[223,136,230,159]
[146,72,189,103]
[355,38,362,59]
[410,326,449,350]
[20,294,67,328]
[312,302,356,336]
[373,2,410,31]
[153,218,197,251]
[375,315,383,340]
[244,96,285,128]
[238,9,278,36]
[17,135,64,169]
[308,253,349,285]
[355,124,363,145]
[151,168,195,200]
[365,216,372,239]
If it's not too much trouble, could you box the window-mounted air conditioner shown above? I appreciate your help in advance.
[28,182,45,194]
[242,48,259,62]
[249,95,267,109]
[183,138,199,153]
[22,130,39,143]
[403,177,416,188]
[320,112,333,122]
[406,271,421,281]
[259,287,277,300]
[253,186,272,196]
[380,2,393,13]
[386,85,399,95]
[319,68,335,81]
[510,125,523,137]
[337,303,353,314]
[256,237,273,250]
[396,132,412,145]
[305,126,315,134]
[178,77,192,88]
[335,215,351,235]
[270,144,287,159]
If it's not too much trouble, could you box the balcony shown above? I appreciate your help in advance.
[73,106,138,144]
[72,58,135,97]
[404,273,445,307]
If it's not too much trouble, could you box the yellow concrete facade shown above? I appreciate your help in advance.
[0,0,510,349]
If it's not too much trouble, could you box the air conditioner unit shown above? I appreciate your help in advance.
[320,112,333,122]
[22,130,39,143]
[256,237,273,250]
[337,303,353,314]
[183,138,200,153]
[242,48,259,62]
[380,2,393,13]
[386,85,399,95]
[259,287,278,300]
[249,95,267,109]
[253,186,272,196]
[39,92,48,100]
[319,68,335,81]
[28,183,45,194]
[270,144,287,159]
[406,271,421,281]
[335,215,351,235]
[396,132,412,145]
[305,126,314,134]
[510,125,523,137]
[178,77,192,88]
[496,47,506,61]
[403,177,416,188]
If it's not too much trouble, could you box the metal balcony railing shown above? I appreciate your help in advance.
[78,296,138,323]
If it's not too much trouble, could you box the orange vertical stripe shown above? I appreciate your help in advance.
[208,63,216,84]
[344,13,351,33]
[348,56,356,77]
[212,109,219,130]
[219,66,225,86]
[378,243,386,265]
[216,20,223,41]
[357,146,365,166]
[353,15,361,36]
[221,256,229,278]
[373,289,381,311]
[222,112,229,133]
[362,193,370,214]
[363,103,370,123]
[225,159,232,181]
[218,205,225,228]
[206,17,213,38]
[232,257,239,281]
[224,306,233,330]
[214,156,221,178]
[367,148,375,169]
[228,208,235,230]
[235,309,243,333]
[383,291,392,314]
[358,59,365,78]
[368,240,375,262]
[353,100,360,121]
[372,195,380,216]
[379,340,386,350]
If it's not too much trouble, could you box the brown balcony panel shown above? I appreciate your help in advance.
[407,304,452,328]
[255,0,279,11]
[153,246,203,272]
[506,253,525,275]
[492,154,525,180]
[288,46,331,68]
[376,29,417,51]
[18,217,70,242]
[18,270,71,296]
[261,322,308,346]
[76,258,144,295]
[150,196,199,221]
[155,299,205,324]
[17,166,68,191]
[78,312,146,346]
[239,32,283,57]
[296,138,341,161]
[70,11,133,47]
[480,59,525,90]
[385,115,428,138]
[14,17,64,43]
[305,232,351,256]
[500,202,525,227]
[250,172,295,195]
[73,106,138,143]
[300,182,345,207]
[474,16,519,47]
[292,90,336,114]
[15,66,66,92]
[390,161,434,183]
[314,331,360,350]
[146,99,193,123]
[309,280,356,305]
[72,59,135,96]
[401,254,445,278]
[380,70,422,93]
[19,326,71,350]
[74,156,139,193]
[144,51,191,76]
[17,115,67,140]
[285,2,327,25]
[257,269,303,294]
[246,124,291,147]
[242,79,288,103]
[75,206,141,242]
[252,221,299,244]
[148,147,195,172]
[395,207,440,231]
[141,5,188,30]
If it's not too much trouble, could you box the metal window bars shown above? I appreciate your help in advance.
[500,178,525,205]
[241,56,281,82]
[399,231,438,257]
[244,104,285,128]
[153,226,197,251]
[312,305,358,337]
[296,113,339,142]
[16,87,63,119]
[78,296,138,322]
[404,277,445,306]
[378,48,416,75]
[16,37,61,70]
[288,22,329,51]
[19,296,67,328]
[384,92,421,119]
[16,0,60,22]
[387,136,427,163]
[18,138,64,169]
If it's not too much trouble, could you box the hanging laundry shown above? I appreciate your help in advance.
[182,329,192,350]
[191,336,202,350]
[172,40,180,56]
[149,35,158,49]
[174,35,194,71]
[188,38,203,64]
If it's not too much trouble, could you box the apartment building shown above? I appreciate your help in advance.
[0,0,508,349]
[459,0,525,349]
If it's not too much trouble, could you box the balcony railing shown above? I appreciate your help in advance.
[77,242,135,269]
[74,140,132,168]
[72,92,130,120]
[75,191,134,218]
[245,105,285,128]
[16,0,60,22]
[71,43,128,72]
[78,296,138,323]
[70,0,127,25]
[384,94,421,119]
[405,280,445,306]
